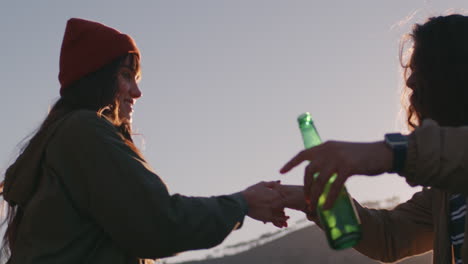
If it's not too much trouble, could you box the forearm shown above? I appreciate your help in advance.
[154,193,246,257]
[352,194,433,262]
[96,190,247,259]
[403,119,468,194]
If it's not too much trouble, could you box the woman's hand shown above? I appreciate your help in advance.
[280,141,392,212]
[273,184,308,212]
[270,184,320,224]
[242,181,289,228]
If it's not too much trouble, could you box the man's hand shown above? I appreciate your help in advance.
[280,141,392,211]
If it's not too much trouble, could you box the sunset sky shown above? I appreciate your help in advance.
[1,1,467,262]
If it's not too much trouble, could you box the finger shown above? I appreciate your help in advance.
[323,171,348,210]
[272,220,287,228]
[264,180,281,189]
[275,220,288,228]
[270,209,286,220]
[304,163,318,203]
[272,215,290,224]
[303,164,311,203]
[260,206,286,223]
[272,207,286,215]
[308,168,334,213]
[271,209,288,225]
[280,150,309,174]
[271,209,288,219]
[305,208,319,222]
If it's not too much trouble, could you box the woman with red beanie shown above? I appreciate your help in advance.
[0,18,288,263]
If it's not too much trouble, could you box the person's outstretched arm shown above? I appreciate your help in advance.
[280,119,468,211]
[47,110,287,258]
[275,184,433,262]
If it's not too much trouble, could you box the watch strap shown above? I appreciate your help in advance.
[392,144,407,173]
[385,133,408,173]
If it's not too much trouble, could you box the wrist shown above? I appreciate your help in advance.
[235,191,249,215]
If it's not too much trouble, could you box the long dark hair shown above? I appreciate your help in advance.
[0,53,141,257]
[401,14,468,129]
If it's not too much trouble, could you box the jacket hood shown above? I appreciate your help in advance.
[4,135,48,207]
[4,114,72,207]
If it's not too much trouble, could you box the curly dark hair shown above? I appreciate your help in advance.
[401,14,468,130]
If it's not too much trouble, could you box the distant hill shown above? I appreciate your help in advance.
[169,197,432,264]
[174,224,432,264]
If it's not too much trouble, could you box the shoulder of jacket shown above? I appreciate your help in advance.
[57,110,116,137]
[66,109,102,123]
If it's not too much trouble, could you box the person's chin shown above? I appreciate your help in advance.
[124,115,133,123]
[119,113,133,123]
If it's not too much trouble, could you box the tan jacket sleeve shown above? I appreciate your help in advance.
[46,111,247,259]
[353,188,434,263]
[403,119,468,195]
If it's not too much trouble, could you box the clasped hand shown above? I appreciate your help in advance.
[242,182,310,228]
[242,181,289,228]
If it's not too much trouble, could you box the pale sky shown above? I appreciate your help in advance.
[1,1,467,262]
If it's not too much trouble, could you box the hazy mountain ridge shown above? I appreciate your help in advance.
[172,224,432,264]
[167,197,433,264]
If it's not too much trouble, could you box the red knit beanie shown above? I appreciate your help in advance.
[58,18,140,96]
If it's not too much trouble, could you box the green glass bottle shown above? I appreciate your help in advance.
[297,112,362,250]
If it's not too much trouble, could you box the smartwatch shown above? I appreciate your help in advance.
[384,133,408,173]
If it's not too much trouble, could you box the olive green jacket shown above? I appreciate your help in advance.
[354,119,468,264]
[3,110,247,264]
